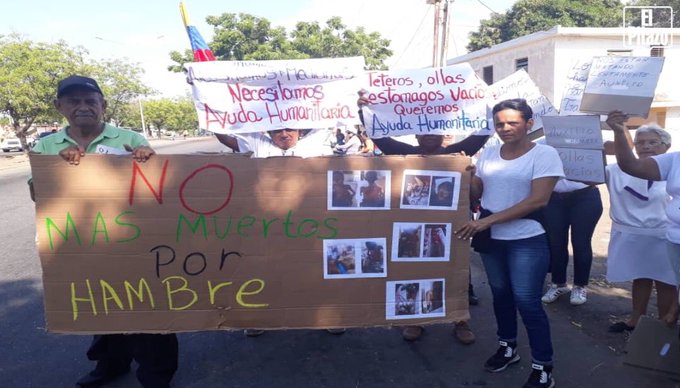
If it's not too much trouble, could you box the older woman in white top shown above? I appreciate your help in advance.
[606,112,679,333]
[606,120,677,332]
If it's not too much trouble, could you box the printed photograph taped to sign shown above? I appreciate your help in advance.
[400,169,462,210]
[386,279,446,320]
[362,63,491,138]
[580,56,665,117]
[391,223,452,262]
[185,57,365,134]
[327,170,391,210]
[323,238,387,279]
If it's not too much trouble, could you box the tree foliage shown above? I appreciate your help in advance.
[169,13,392,72]
[141,97,198,137]
[0,34,84,149]
[467,0,623,52]
[629,0,680,27]
[0,35,151,151]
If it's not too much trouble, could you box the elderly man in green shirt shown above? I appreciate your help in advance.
[30,75,177,388]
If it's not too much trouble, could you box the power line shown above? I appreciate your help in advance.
[393,8,432,67]
[476,0,499,14]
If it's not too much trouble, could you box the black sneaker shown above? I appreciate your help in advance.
[484,340,520,372]
[523,363,555,388]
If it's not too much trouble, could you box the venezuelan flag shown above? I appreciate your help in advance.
[180,2,216,62]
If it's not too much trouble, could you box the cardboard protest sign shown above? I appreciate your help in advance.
[624,316,680,377]
[488,70,556,133]
[553,148,605,183]
[580,56,665,117]
[543,115,605,183]
[30,154,471,334]
[559,59,592,116]
[184,57,365,134]
[543,115,604,149]
[361,64,491,138]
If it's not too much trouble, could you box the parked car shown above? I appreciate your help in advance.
[1,138,23,152]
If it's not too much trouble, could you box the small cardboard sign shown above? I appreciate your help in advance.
[361,64,492,138]
[624,316,680,377]
[488,70,557,133]
[542,115,604,149]
[554,147,606,183]
[185,57,365,133]
[580,56,665,118]
[559,58,592,116]
[30,154,471,334]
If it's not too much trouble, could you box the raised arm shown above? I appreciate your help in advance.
[215,133,240,152]
[443,135,490,156]
[606,111,661,180]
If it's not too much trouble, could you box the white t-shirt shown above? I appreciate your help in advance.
[605,164,669,229]
[476,144,565,240]
[236,129,333,158]
[653,152,680,243]
[335,135,362,155]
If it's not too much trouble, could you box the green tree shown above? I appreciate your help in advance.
[143,97,198,137]
[467,0,623,52]
[88,58,154,125]
[169,13,392,71]
[0,35,85,150]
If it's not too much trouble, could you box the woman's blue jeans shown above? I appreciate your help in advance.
[543,186,603,286]
[481,234,553,364]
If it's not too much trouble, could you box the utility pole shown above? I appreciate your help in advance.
[427,0,453,67]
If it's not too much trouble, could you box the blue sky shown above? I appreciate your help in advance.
[2,0,514,97]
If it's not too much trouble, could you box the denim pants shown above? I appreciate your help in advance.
[543,186,603,286]
[481,234,553,364]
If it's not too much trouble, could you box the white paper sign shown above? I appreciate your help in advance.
[185,57,365,133]
[542,115,603,149]
[488,70,557,132]
[362,64,491,138]
[559,59,592,116]
[555,147,605,183]
[580,56,665,117]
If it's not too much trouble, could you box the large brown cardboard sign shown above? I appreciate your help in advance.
[30,154,471,334]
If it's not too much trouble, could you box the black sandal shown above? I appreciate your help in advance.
[608,321,635,333]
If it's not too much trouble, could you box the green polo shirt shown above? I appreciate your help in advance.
[32,124,149,155]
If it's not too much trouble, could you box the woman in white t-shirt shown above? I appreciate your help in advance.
[609,111,680,335]
[455,99,564,388]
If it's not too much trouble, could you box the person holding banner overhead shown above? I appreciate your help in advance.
[215,128,333,157]
[216,129,344,337]
[455,99,562,388]
[29,75,178,388]
[605,111,679,333]
[357,94,485,344]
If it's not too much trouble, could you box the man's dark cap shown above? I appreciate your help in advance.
[57,75,103,98]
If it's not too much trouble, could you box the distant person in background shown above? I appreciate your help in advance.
[358,93,485,344]
[334,129,362,155]
[605,112,679,333]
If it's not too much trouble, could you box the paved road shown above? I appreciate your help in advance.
[0,137,677,387]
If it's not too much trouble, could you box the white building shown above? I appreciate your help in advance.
[447,26,680,150]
